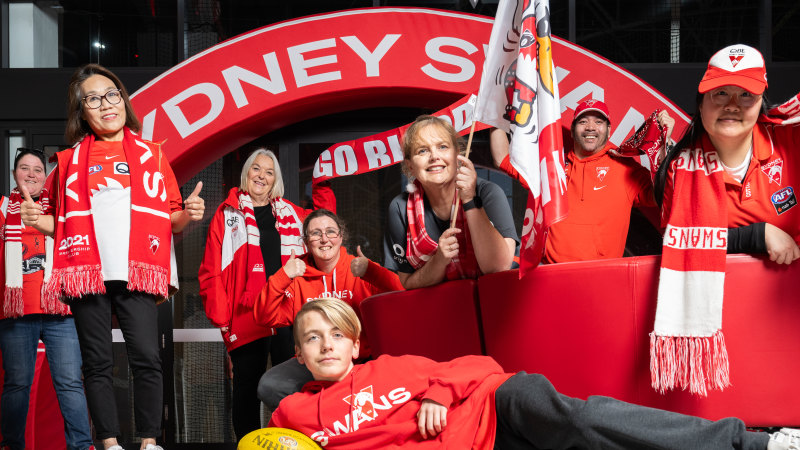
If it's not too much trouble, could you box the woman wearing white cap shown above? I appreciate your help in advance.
[655,43,800,264]
[649,44,800,397]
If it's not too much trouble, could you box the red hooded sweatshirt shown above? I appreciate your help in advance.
[499,142,654,263]
[254,247,403,357]
[269,354,512,449]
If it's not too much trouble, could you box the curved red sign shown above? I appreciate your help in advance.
[130,7,688,184]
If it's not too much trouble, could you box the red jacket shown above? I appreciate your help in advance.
[198,186,335,352]
[663,122,800,244]
[254,247,403,357]
[268,354,512,449]
[544,142,655,263]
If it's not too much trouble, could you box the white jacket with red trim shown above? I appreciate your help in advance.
[198,186,335,352]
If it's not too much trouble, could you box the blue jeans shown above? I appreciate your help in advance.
[0,315,93,450]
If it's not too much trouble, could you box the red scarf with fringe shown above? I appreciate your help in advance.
[49,129,174,299]
[405,181,479,280]
[644,94,800,396]
[650,134,730,397]
[3,189,66,317]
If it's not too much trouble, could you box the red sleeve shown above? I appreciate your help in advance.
[197,207,231,327]
[312,181,336,214]
[631,164,656,208]
[362,260,404,294]
[661,164,676,229]
[254,266,301,328]
[158,148,184,214]
[421,355,506,408]
[42,168,59,216]
[498,154,529,190]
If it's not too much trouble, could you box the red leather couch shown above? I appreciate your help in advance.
[360,254,800,426]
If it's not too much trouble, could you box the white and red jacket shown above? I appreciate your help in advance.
[198,186,335,352]
[254,247,403,357]
[269,354,512,449]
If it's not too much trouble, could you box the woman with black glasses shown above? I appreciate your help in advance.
[0,148,93,450]
[252,208,403,412]
[20,64,205,450]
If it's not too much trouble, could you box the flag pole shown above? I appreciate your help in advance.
[450,118,478,229]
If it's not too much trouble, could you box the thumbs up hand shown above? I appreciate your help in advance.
[350,245,369,278]
[284,249,307,279]
[19,184,42,226]
[183,181,205,222]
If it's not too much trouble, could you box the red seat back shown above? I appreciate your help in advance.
[360,279,483,362]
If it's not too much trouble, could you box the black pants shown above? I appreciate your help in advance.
[229,326,294,440]
[70,282,162,440]
[493,373,769,450]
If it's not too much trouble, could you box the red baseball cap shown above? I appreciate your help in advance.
[698,44,767,94]
[573,99,610,125]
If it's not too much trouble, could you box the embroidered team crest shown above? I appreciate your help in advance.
[88,164,102,175]
[148,235,160,254]
[343,386,378,421]
[728,55,743,67]
[596,166,610,182]
[761,158,783,185]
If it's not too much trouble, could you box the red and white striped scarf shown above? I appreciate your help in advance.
[48,129,175,300]
[270,197,306,263]
[3,189,65,317]
[650,134,730,397]
[237,192,266,308]
[226,192,305,307]
[405,181,478,280]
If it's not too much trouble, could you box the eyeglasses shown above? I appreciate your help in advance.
[82,89,123,109]
[708,89,761,108]
[305,228,341,241]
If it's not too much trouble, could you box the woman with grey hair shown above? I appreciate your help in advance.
[198,148,335,439]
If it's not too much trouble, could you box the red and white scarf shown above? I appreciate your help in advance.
[236,192,265,308]
[405,181,478,280]
[232,192,305,307]
[48,129,175,300]
[270,197,306,263]
[648,94,800,396]
[3,189,65,317]
[650,134,729,397]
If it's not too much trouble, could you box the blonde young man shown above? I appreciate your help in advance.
[269,299,797,449]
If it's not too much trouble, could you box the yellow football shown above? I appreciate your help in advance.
[238,427,322,450]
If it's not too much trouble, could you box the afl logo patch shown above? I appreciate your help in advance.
[771,186,796,215]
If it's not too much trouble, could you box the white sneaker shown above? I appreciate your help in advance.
[769,428,800,450]
[143,445,163,450]
[107,446,125,450]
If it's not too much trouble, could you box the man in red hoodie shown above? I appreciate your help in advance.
[270,298,798,449]
[491,100,674,263]
[254,209,403,411]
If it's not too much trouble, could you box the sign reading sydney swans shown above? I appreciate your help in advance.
[129,8,688,184]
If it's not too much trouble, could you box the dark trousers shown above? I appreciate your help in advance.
[493,372,769,450]
[70,282,162,440]
[229,326,294,440]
